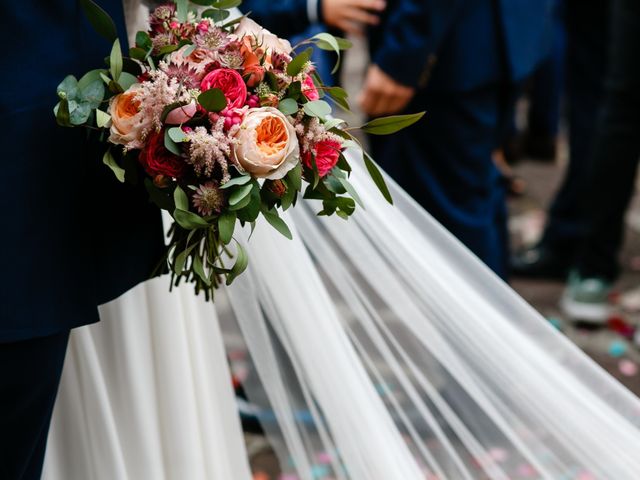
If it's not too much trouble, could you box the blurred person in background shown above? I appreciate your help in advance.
[559,0,640,323]
[511,0,610,279]
[360,1,552,278]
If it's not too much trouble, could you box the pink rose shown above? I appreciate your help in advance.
[302,74,319,101]
[165,100,197,125]
[302,139,342,177]
[200,68,247,110]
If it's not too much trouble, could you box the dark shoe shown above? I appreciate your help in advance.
[560,271,613,324]
[510,245,572,280]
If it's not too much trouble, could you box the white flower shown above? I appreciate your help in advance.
[233,107,300,180]
[233,17,292,55]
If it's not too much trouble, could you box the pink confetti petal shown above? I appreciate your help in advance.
[619,359,638,376]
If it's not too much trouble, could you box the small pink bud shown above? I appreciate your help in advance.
[170,21,179,29]
[224,117,234,129]
[198,20,209,32]
[232,116,242,125]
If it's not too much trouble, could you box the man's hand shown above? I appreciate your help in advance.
[359,64,416,117]
[322,0,386,35]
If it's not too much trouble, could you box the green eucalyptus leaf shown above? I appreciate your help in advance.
[221,175,251,189]
[96,109,111,128]
[287,47,312,77]
[198,88,227,112]
[79,79,105,108]
[79,0,118,42]
[70,102,92,125]
[78,69,106,91]
[201,8,231,22]
[118,72,138,91]
[173,185,189,211]
[228,183,253,206]
[103,150,125,182]
[363,152,393,204]
[174,208,210,230]
[164,129,183,156]
[324,118,346,131]
[176,0,189,22]
[278,98,299,116]
[182,44,197,57]
[168,127,188,144]
[57,75,79,101]
[54,99,71,127]
[303,100,332,120]
[218,211,236,245]
[110,38,123,82]
[226,241,248,286]
[360,112,426,135]
[262,208,293,240]
[212,0,242,9]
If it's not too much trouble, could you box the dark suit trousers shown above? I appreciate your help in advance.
[574,0,640,280]
[372,85,512,278]
[540,0,609,252]
[0,332,69,480]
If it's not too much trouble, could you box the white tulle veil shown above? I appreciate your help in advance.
[45,3,640,479]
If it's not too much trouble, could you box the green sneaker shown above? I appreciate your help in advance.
[560,271,613,324]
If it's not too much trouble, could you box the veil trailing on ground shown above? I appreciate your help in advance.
[225,146,640,479]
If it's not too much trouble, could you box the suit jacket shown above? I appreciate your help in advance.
[370,0,553,91]
[0,0,165,342]
[241,0,320,39]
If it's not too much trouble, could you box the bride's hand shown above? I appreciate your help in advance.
[321,0,386,35]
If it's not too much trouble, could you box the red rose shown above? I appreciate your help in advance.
[302,139,342,177]
[200,68,247,110]
[139,130,187,179]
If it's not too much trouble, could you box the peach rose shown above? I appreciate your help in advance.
[233,107,300,180]
[108,86,149,149]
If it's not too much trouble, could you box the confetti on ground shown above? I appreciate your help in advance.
[575,471,597,480]
[515,463,537,477]
[311,464,330,478]
[488,448,508,463]
[315,452,333,465]
[608,340,627,358]
[619,359,639,377]
[547,317,562,330]
[607,316,636,339]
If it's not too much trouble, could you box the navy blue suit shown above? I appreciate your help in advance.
[1,1,165,477]
[370,0,552,277]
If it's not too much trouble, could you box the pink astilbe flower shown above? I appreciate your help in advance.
[135,70,192,138]
[184,120,237,181]
[192,181,226,216]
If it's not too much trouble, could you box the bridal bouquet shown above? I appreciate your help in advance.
[54,0,423,299]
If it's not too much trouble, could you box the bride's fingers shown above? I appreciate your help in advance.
[352,0,387,11]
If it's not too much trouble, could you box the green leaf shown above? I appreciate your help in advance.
[168,127,188,144]
[110,38,123,83]
[103,150,125,182]
[262,208,293,240]
[129,47,148,61]
[54,99,71,127]
[287,162,302,192]
[70,102,92,125]
[198,88,227,112]
[221,175,251,189]
[228,183,253,207]
[135,31,152,50]
[278,98,299,116]
[176,0,189,23]
[311,33,342,74]
[314,35,352,51]
[287,47,312,77]
[226,241,249,286]
[303,100,332,120]
[96,109,111,128]
[237,186,261,222]
[218,211,236,245]
[174,243,197,275]
[190,0,217,5]
[324,118,346,131]
[79,79,105,108]
[57,75,79,101]
[212,0,242,9]
[201,8,231,22]
[78,69,107,91]
[174,209,210,229]
[79,0,118,42]
[339,177,364,209]
[360,112,426,135]
[326,86,350,111]
[118,72,138,91]
[174,186,189,211]
[363,152,393,204]
[145,178,175,211]
[164,129,183,156]
[182,44,197,57]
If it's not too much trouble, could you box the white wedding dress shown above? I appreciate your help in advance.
[43,3,640,479]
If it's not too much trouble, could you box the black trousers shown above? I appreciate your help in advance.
[541,0,610,252]
[575,0,640,280]
[0,332,70,480]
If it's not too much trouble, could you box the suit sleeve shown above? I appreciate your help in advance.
[372,0,464,88]
[241,0,322,38]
